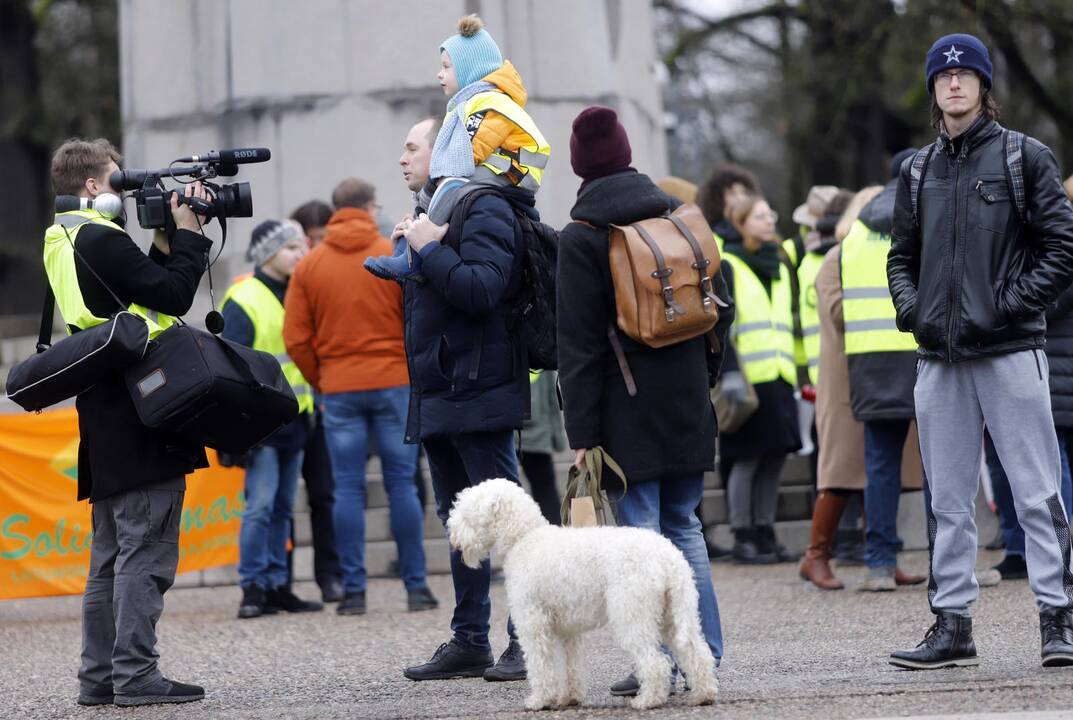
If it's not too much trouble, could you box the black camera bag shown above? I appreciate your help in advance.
[6,290,149,412]
[124,323,298,454]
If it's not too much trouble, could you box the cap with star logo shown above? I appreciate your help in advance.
[925,33,992,94]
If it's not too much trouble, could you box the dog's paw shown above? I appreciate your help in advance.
[629,693,667,711]
[524,694,554,711]
[685,686,719,706]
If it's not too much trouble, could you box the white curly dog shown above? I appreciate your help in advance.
[446,478,719,711]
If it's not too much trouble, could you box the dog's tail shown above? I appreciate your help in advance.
[663,555,719,705]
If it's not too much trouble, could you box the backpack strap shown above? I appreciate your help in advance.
[1003,129,1027,223]
[36,283,56,353]
[909,143,937,229]
[631,223,686,322]
[665,213,727,312]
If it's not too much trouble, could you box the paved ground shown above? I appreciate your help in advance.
[2,549,1073,720]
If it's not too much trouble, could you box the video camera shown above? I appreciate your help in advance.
[110,148,271,231]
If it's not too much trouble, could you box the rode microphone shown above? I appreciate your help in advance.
[176,148,271,165]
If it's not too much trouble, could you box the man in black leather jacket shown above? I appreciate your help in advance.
[887,33,1073,671]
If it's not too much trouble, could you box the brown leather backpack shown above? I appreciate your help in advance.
[609,203,726,349]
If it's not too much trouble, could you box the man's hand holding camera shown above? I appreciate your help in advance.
[170,181,212,234]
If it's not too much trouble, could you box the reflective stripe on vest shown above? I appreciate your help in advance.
[43,210,177,339]
[222,277,315,414]
[723,253,796,387]
[840,220,917,356]
[797,251,825,384]
[462,91,551,191]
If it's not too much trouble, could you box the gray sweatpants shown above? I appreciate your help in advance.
[915,350,1073,614]
[78,480,184,694]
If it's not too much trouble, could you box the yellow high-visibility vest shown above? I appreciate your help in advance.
[797,252,825,384]
[840,220,917,355]
[723,253,797,386]
[222,277,315,415]
[43,210,177,338]
[462,91,551,192]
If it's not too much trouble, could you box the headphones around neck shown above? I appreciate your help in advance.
[54,193,124,220]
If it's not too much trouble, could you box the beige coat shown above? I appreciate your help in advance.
[814,246,923,491]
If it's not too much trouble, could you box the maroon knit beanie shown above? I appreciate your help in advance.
[569,106,632,181]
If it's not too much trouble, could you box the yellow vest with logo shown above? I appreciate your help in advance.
[221,277,315,415]
[463,91,551,192]
[797,252,825,384]
[43,210,177,338]
[840,220,917,355]
[723,253,797,386]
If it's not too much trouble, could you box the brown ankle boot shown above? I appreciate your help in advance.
[800,491,848,590]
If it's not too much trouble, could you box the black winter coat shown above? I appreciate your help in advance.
[1047,288,1073,430]
[846,180,916,422]
[716,260,802,461]
[556,171,733,485]
[402,191,530,442]
[72,221,210,502]
[888,115,1073,362]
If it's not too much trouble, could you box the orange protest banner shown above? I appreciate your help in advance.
[0,408,245,600]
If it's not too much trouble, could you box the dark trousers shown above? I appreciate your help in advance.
[424,430,519,652]
[79,482,184,694]
[519,451,562,525]
[299,415,342,588]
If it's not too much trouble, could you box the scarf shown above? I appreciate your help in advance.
[428,81,497,180]
[725,240,783,281]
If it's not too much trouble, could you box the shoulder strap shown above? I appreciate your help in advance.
[1004,129,1027,223]
[36,282,56,352]
[909,143,936,228]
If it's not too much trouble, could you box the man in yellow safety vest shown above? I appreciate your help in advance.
[221,219,322,620]
[48,138,210,707]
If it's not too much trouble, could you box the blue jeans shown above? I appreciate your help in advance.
[322,387,426,594]
[986,428,1073,557]
[423,430,519,653]
[612,474,724,663]
[239,445,303,589]
[863,419,912,570]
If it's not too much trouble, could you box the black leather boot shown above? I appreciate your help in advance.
[1041,607,1073,667]
[404,640,493,681]
[889,612,978,670]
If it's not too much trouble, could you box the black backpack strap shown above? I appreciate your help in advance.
[1003,129,1027,223]
[36,282,56,353]
[909,143,936,229]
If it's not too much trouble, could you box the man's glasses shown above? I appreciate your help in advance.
[934,69,976,87]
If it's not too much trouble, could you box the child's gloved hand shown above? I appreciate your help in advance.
[406,214,449,252]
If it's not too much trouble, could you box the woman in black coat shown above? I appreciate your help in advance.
[717,196,802,565]
[556,107,732,686]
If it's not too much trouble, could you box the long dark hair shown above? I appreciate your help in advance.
[930,87,1001,131]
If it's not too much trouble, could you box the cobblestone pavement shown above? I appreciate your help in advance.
[3,550,1073,719]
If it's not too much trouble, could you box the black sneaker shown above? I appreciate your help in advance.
[732,528,775,565]
[756,525,800,563]
[992,554,1028,580]
[76,685,113,706]
[238,585,278,619]
[337,591,367,616]
[889,612,978,670]
[408,587,439,612]
[404,640,494,681]
[705,537,732,561]
[114,678,204,706]
[265,587,324,613]
[320,578,345,603]
[1041,607,1073,667]
[483,639,526,681]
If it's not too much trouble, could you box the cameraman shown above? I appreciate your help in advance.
[47,138,210,707]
